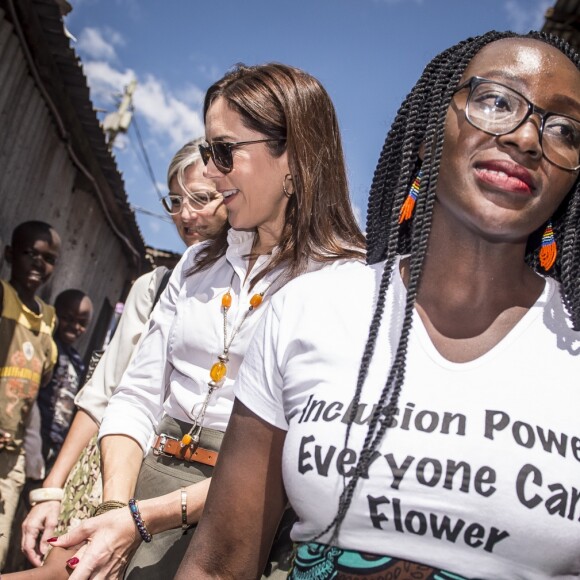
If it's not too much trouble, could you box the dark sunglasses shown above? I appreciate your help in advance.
[198,139,284,174]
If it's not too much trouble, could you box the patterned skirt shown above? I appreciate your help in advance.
[54,350,104,534]
[289,542,469,580]
[54,433,102,534]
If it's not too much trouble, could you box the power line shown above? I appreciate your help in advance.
[130,110,164,200]
[131,204,173,223]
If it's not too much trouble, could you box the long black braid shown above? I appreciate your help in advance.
[319,30,580,544]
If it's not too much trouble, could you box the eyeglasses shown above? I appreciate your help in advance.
[455,76,580,171]
[160,191,219,215]
[198,139,284,174]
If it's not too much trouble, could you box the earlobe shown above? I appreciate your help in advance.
[418,143,425,161]
[283,174,294,198]
[4,245,12,264]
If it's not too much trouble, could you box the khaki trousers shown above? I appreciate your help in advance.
[0,451,26,570]
[124,417,222,579]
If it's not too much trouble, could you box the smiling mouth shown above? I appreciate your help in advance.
[221,189,238,200]
[475,167,534,194]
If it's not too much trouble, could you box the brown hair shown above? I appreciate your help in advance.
[191,63,365,285]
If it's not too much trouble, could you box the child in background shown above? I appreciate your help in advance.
[0,221,60,569]
[3,290,93,573]
[37,290,93,472]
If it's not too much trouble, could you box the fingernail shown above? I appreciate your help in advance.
[46,537,57,542]
[66,557,79,567]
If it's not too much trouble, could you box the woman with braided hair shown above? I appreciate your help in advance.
[179,30,580,579]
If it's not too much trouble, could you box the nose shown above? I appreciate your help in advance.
[180,202,198,221]
[31,254,47,272]
[498,115,543,161]
[202,157,227,179]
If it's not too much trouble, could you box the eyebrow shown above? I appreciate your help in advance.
[547,94,580,117]
[207,134,237,143]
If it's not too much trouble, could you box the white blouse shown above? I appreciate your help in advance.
[99,229,292,453]
[76,267,169,425]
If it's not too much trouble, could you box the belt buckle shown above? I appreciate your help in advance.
[153,433,175,457]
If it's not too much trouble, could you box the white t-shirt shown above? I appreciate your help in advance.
[235,259,580,579]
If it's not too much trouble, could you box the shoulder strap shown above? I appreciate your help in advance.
[152,268,173,312]
[0,279,6,317]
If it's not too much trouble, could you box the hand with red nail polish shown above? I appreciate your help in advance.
[21,500,62,566]
[47,508,141,579]
[46,537,58,543]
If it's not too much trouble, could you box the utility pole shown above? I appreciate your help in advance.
[102,79,137,149]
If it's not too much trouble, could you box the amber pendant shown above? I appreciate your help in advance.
[249,293,264,309]
[210,360,228,382]
[181,425,201,447]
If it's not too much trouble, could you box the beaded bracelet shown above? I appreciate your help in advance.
[181,487,188,533]
[94,500,127,517]
[128,498,152,543]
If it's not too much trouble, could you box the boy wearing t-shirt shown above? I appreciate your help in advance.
[0,221,60,568]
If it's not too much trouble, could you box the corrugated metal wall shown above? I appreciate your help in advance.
[0,7,133,358]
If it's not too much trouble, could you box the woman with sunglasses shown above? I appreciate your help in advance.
[44,63,365,579]
[179,31,580,579]
[10,138,227,577]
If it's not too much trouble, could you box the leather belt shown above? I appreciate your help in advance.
[152,434,219,467]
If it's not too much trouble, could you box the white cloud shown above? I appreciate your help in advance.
[504,0,552,32]
[112,132,129,151]
[77,23,204,149]
[82,60,135,105]
[133,75,205,149]
[175,85,206,109]
[77,26,124,61]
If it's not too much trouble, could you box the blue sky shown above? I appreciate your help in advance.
[65,0,552,253]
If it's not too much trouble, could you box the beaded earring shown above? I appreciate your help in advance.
[539,221,557,271]
[399,169,422,224]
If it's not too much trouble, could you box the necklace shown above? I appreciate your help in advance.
[180,271,272,448]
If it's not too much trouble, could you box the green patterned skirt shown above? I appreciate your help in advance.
[289,542,469,580]
[54,433,101,534]
[54,350,104,534]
